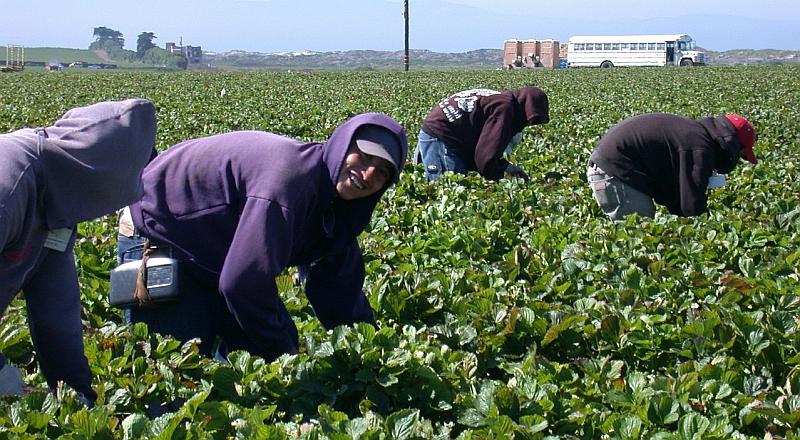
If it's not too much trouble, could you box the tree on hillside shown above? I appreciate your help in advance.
[92,26,124,49]
[137,32,157,59]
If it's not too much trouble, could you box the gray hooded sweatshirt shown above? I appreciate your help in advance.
[0,99,156,401]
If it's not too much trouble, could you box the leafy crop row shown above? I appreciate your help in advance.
[1,66,798,439]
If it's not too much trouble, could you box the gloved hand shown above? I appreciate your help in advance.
[504,163,529,180]
[503,132,524,155]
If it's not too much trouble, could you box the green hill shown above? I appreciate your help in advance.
[18,47,110,64]
[3,47,172,69]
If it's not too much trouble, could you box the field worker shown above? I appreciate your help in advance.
[116,113,408,362]
[587,113,757,220]
[414,86,549,181]
[0,99,157,403]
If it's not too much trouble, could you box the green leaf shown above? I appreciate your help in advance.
[122,413,149,440]
[519,414,548,433]
[458,409,486,428]
[24,410,51,431]
[385,409,419,440]
[541,315,586,346]
[648,394,680,426]
[614,415,643,439]
[678,413,710,440]
[178,388,212,419]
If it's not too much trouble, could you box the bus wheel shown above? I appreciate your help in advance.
[680,58,694,66]
[600,61,614,68]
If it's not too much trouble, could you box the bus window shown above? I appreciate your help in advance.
[647,43,656,50]
[621,43,629,50]
[612,43,620,50]
[629,43,637,50]
[639,43,647,50]
[603,43,611,50]
[657,43,665,50]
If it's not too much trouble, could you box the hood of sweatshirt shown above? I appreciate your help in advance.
[512,86,550,128]
[321,112,408,245]
[27,99,156,229]
[699,115,744,175]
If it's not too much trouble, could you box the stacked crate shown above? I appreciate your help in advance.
[538,39,560,68]
[502,39,561,68]
[522,40,539,66]
[503,40,523,67]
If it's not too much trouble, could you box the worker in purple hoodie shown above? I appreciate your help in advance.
[117,113,408,362]
[414,86,549,181]
[0,99,157,402]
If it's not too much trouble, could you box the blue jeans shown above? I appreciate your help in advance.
[414,130,468,181]
[116,232,265,359]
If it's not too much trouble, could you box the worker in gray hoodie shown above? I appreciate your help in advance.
[0,99,157,403]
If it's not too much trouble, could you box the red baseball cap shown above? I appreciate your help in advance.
[725,114,757,164]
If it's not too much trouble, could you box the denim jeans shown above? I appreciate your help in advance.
[587,163,655,220]
[414,130,468,181]
[116,231,264,359]
[0,354,23,396]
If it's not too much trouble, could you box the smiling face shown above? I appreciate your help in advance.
[335,140,394,200]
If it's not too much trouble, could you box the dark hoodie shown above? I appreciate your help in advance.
[589,113,746,216]
[0,99,156,401]
[420,86,549,180]
[129,113,408,359]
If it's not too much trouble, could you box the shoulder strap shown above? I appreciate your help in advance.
[134,240,154,307]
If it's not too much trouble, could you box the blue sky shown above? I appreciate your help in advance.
[2,0,798,53]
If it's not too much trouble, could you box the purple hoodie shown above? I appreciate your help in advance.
[0,99,157,400]
[129,113,408,359]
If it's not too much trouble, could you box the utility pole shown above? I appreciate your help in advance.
[404,0,410,71]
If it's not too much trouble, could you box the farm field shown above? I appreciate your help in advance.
[0,66,799,438]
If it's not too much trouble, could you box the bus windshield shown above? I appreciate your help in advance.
[678,40,696,51]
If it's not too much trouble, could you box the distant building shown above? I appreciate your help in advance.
[503,38,561,69]
[166,42,203,64]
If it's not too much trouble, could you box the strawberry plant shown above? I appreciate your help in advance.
[1,65,798,438]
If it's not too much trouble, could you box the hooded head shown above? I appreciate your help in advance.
[352,124,405,184]
[724,114,757,164]
[321,113,408,241]
[36,99,157,228]
[512,86,550,128]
